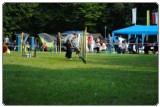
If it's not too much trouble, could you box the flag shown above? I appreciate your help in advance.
[132,8,137,24]
[152,13,155,24]
[152,12,157,24]
[147,10,150,25]
[155,12,158,24]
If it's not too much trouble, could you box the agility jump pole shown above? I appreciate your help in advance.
[84,27,87,59]
[59,36,62,54]
[20,32,24,57]
[79,27,87,64]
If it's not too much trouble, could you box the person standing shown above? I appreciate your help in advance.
[107,34,112,52]
[118,35,125,53]
[88,34,92,52]
[65,33,77,59]
[57,32,62,53]
[135,36,139,54]
[4,36,9,44]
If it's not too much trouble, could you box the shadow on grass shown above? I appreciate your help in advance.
[86,54,158,70]
[3,63,158,105]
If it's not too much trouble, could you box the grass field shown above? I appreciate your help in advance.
[3,51,158,105]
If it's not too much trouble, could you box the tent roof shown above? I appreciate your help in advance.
[112,25,158,35]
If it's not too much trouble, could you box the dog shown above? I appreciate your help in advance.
[75,47,80,58]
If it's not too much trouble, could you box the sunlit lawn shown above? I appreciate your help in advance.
[3,51,158,105]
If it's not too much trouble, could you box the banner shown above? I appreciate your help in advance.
[147,10,150,26]
[132,8,137,24]
[155,12,158,24]
[152,12,158,25]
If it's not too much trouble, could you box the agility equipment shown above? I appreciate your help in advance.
[16,32,36,57]
[79,27,87,64]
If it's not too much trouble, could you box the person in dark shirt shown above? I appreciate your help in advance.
[65,33,77,59]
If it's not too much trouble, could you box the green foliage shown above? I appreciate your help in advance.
[3,3,158,39]
[3,52,158,105]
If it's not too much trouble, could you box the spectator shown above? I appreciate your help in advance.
[125,40,129,53]
[41,43,47,51]
[25,41,30,51]
[88,34,92,52]
[53,42,57,53]
[101,42,107,51]
[153,40,158,54]
[121,41,127,54]
[144,41,149,54]
[94,41,101,53]
[107,34,112,52]
[135,36,139,54]
[57,32,61,53]
[4,36,9,44]
[118,35,125,53]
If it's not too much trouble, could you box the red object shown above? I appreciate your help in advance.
[88,35,92,44]
[152,13,155,24]
[42,45,48,51]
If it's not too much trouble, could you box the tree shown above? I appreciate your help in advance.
[3,3,158,41]
[3,3,39,39]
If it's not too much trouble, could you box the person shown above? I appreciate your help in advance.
[144,41,149,54]
[118,35,125,53]
[111,41,115,52]
[88,34,92,52]
[153,40,158,54]
[121,41,127,54]
[65,33,77,59]
[128,37,134,54]
[125,40,129,53]
[107,34,112,52]
[41,43,47,51]
[94,41,101,53]
[25,41,30,51]
[4,36,9,44]
[13,40,16,51]
[57,32,61,53]
[96,37,100,43]
[114,37,119,52]
[135,36,139,54]
[101,42,107,51]
[53,42,57,53]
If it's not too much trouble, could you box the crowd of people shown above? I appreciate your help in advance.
[3,32,158,56]
[87,34,129,54]
[87,34,158,55]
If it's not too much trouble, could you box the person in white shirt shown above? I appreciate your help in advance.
[118,35,125,53]
[4,36,9,44]
[118,35,125,48]
[121,41,127,54]
[94,41,101,53]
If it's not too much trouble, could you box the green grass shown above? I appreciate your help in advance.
[3,51,158,105]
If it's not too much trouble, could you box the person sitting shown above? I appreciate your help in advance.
[41,43,47,51]
[101,42,107,51]
[94,41,101,53]
[121,41,127,54]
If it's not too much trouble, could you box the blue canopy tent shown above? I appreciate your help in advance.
[112,25,158,46]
